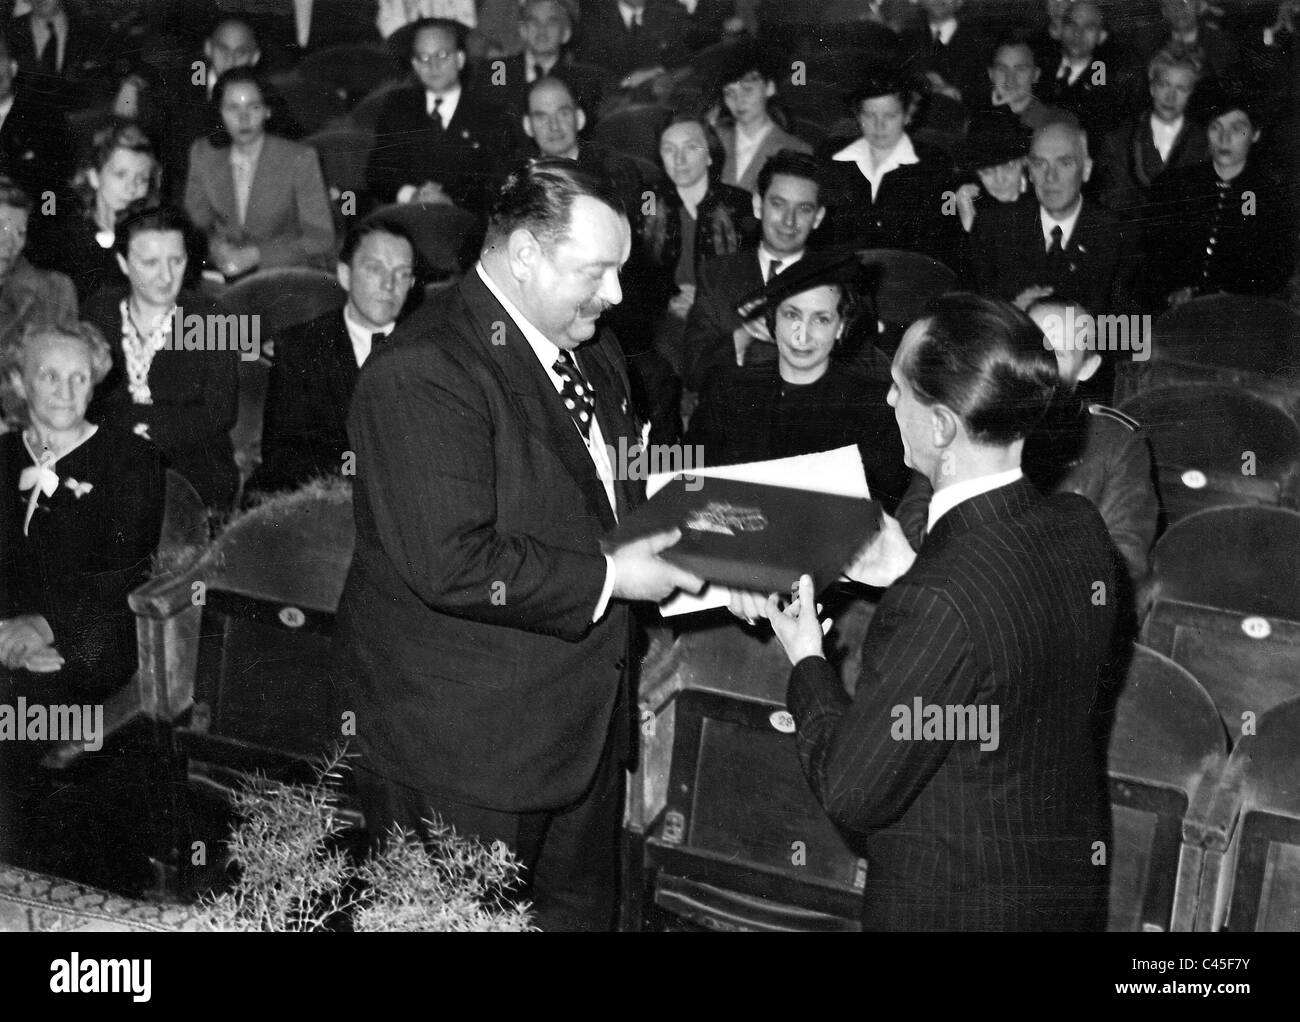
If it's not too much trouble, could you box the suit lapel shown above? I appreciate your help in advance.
[578,339,640,517]
[923,478,1039,553]
[459,272,618,530]
[325,310,359,410]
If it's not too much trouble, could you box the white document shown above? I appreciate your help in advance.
[649,445,871,617]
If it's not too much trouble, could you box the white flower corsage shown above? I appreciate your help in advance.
[65,479,93,498]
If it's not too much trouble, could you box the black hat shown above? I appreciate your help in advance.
[714,40,788,89]
[956,110,1033,173]
[734,248,863,320]
[1190,74,1271,128]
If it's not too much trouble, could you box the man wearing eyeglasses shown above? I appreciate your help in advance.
[365,17,518,212]
[245,216,419,498]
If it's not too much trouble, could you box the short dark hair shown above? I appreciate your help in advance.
[0,175,32,214]
[991,27,1040,65]
[658,113,726,186]
[764,283,858,340]
[208,66,271,148]
[339,215,418,268]
[903,293,1059,445]
[485,157,626,251]
[114,204,199,262]
[406,17,468,58]
[756,150,824,201]
[846,69,926,120]
[207,15,259,45]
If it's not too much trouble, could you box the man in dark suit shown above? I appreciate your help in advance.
[246,216,417,498]
[1130,0,1239,79]
[365,17,519,213]
[494,0,614,118]
[576,0,690,86]
[970,119,1131,314]
[732,293,1118,930]
[5,0,97,112]
[1035,0,1129,134]
[901,0,993,107]
[681,148,826,391]
[0,32,70,204]
[336,159,704,931]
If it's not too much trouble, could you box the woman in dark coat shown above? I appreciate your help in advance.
[685,251,909,512]
[0,318,166,891]
[84,205,239,511]
[818,71,960,269]
[1145,84,1295,306]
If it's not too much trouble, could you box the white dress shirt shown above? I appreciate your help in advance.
[1056,57,1089,86]
[475,263,619,621]
[1150,114,1182,163]
[931,18,958,45]
[731,121,772,187]
[425,83,462,128]
[0,95,13,133]
[1040,199,1084,251]
[927,468,1024,534]
[343,304,394,368]
[758,245,802,283]
[30,10,68,73]
[619,2,644,29]
[832,133,920,202]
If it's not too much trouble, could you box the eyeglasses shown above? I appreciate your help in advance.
[412,50,457,65]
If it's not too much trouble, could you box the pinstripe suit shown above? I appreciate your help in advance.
[788,478,1117,930]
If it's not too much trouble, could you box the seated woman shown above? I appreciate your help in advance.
[714,43,813,196]
[634,114,757,376]
[1145,81,1295,307]
[951,110,1033,234]
[83,206,239,512]
[0,320,165,694]
[24,120,159,305]
[819,71,960,268]
[0,322,166,892]
[184,67,335,280]
[685,251,910,512]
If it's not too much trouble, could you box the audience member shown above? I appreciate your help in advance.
[5,0,94,113]
[712,42,811,197]
[682,148,825,389]
[27,120,159,305]
[184,67,335,278]
[984,30,1065,130]
[0,30,72,204]
[247,216,418,497]
[0,176,76,339]
[1132,0,1240,79]
[365,17,518,213]
[970,119,1131,315]
[1036,0,1128,134]
[84,205,238,511]
[1098,46,1208,216]
[495,0,613,117]
[951,109,1032,234]
[819,72,959,266]
[901,0,994,106]
[576,0,690,87]
[1146,81,1295,306]
[685,250,908,509]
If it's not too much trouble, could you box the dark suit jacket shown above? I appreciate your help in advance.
[6,10,98,109]
[0,86,71,203]
[970,195,1131,314]
[84,289,240,511]
[246,309,359,496]
[493,51,616,119]
[788,478,1117,930]
[1036,44,1132,134]
[365,83,519,212]
[184,133,336,270]
[680,246,763,390]
[335,268,644,813]
[901,21,994,106]
[1098,110,1209,215]
[575,0,691,79]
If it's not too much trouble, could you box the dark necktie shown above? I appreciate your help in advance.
[429,96,444,133]
[629,13,641,37]
[38,23,59,74]
[533,63,546,81]
[1046,224,1065,277]
[371,331,389,350]
[553,349,595,439]
[767,258,783,282]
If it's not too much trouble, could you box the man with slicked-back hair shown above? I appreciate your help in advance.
[733,293,1120,931]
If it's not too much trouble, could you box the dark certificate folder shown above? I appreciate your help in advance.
[605,475,882,593]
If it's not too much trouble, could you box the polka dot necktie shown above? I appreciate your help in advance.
[553,349,595,440]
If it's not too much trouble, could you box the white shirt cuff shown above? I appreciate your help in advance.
[592,554,617,622]
[396,184,418,205]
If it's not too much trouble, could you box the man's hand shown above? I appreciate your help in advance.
[955,182,981,233]
[414,181,451,205]
[0,615,55,669]
[1166,286,1197,309]
[610,528,706,602]
[843,512,917,588]
[766,575,830,665]
[1013,285,1055,311]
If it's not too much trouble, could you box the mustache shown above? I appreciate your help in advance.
[580,299,611,317]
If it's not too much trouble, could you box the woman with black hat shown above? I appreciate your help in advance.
[951,110,1033,234]
[1144,78,1295,307]
[684,249,910,511]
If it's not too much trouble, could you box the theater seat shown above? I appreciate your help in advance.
[1216,697,1300,931]
[1114,294,1300,421]
[588,103,672,163]
[304,127,373,206]
[1118,384,1300,526]
[1143,506,1300,743]
[296,43,401,109]
[266,71,348,136]
[1105,646,1229,931]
